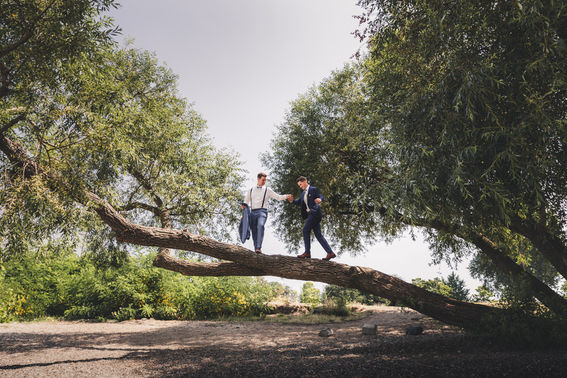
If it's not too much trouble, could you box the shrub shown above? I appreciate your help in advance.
[300,282,321,306]
[0,252,278,322]
[112,306,138,322]
[324,284,388,305]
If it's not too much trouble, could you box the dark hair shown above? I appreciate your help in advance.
[296,176,307,182]
[257,172,267,179]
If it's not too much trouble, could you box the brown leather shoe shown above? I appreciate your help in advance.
[297,252,311,258]
[255,249,262,254]
[322,252,336,261]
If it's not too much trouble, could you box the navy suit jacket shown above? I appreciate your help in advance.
[293,186,324,219]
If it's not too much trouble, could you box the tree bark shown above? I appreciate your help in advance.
[467,231,567,318]
[510,216,567,281]
[413,218,567,318]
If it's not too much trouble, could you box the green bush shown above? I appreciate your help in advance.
[64,305,97,320]
[112,306,138,322]
[0,252,278,322]
[314,297,350,317]
[300,282,321,306]
[324,284,388,305]
[188,277,273,319]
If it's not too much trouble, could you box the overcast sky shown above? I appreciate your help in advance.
[109,0,481,294]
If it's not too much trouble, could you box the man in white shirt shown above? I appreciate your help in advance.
[242,172,292,254]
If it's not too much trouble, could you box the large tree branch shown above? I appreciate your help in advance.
[510,215,567,281]
[467,231,567,318]
[0,113,26,135]
[0,62,10,99]
[84,193,501,328]
[153,252,264,276]
[421,218,567,318]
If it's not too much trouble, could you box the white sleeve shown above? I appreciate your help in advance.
[244,188,251,206]
[267,187,288,201]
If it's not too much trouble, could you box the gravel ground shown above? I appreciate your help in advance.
[1,305,567,377]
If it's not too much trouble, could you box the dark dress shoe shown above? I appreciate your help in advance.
[297,252,311,258]
[322,252,336,261]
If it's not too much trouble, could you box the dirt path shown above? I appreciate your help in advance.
[1,305,566,377]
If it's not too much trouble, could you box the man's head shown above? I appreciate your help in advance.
[296,176,308,190]
[257,172,267,186]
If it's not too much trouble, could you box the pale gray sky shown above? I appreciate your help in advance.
[110,0,481,294]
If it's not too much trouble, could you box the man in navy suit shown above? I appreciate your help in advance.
[289,176,336,260]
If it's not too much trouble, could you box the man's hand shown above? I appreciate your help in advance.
[314,198,322,204]
[287,194,294,202]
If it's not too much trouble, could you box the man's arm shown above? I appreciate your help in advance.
[314,187,324,204]
[267,187,289,201]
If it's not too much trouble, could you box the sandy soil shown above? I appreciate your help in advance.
[1,305,566,377]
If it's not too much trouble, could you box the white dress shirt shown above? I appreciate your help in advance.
[244,186,288,209]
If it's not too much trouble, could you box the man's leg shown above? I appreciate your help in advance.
[249,211,258,249]
[255,210,268,251]
[313,222,333,254]
[302,214,318,255]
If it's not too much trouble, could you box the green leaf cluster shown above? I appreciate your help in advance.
[299,281,321,306]
[265,0,567,318]
[0,251,279,322]
[1,2,244,262]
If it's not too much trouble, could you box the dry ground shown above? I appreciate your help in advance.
[1,305,566,377]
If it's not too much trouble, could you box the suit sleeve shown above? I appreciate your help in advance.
[314,187,324,201]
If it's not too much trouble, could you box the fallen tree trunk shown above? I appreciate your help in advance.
[0,133,507,330]
[152,248,501,329]
[87,195,502,329]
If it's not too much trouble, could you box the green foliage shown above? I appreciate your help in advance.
[0,252,278,322]
[324,284,388,305]
[411,278,453,298]
[1,5,244,263]
[268,281,298,303]
[183,277,274,319]
[445,273,470,301]
[300,282,321,306]
[314,297,350,317]
[472,286,495,303]
[266,0,567,321]
[473,302,567,348]
[262,63,392,254]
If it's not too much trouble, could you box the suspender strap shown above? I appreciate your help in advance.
[260,187,268,208]
[250,187,268,210]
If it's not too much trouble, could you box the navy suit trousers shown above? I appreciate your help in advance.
[303,212,333,255]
